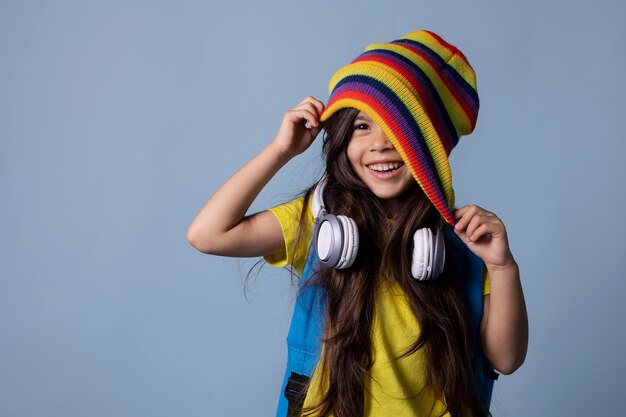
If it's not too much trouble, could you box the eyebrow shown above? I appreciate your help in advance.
[355,114,372,122]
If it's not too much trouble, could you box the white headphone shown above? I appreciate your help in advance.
[312,177,446,281]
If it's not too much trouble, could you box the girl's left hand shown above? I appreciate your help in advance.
[453,205,515,270]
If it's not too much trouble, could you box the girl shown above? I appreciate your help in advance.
[187,30,528,417]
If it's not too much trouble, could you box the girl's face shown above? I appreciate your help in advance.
[346,112,414,207]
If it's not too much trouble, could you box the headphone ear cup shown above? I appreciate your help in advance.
[316,217,335,264]
[411,228,430,280]
[336,215,359,269]
[411,227,447,281]
[312,177,362,270]
[315,212,360,269]
[316,213,343,268]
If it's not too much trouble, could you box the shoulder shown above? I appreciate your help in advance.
[264,194,316,276]
[268,195,315,227]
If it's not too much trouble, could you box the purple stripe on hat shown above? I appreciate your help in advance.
[394,38,479,107]
[392,39,445,69]
[331,77,447,203]
[358,49,459,150]
[440,66,479,119]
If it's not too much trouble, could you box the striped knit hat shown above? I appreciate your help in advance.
[319,30,479,226]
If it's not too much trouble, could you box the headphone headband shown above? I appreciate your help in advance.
[312,177,327,219]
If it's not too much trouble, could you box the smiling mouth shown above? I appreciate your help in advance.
[366,161,404,173]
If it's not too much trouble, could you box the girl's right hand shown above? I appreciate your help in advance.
[272,96,325,159]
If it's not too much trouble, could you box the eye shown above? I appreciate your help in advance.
[353,122,370,131]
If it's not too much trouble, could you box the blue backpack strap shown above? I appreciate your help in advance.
[444,224,498,408]
[276,222,326,417]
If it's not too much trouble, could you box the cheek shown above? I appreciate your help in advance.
[346,143,361,170]
[402,169,415,189]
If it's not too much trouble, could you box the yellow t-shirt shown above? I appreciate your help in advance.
[265,196,489,417]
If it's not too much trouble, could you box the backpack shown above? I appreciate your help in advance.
[275,223,498,417]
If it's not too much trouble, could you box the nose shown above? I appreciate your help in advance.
[369,129,393,151]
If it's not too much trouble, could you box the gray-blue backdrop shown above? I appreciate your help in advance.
[2,0,625,416]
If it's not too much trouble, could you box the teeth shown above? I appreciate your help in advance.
[368,162,402,172]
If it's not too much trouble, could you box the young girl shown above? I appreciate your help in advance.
[187,30,528,417]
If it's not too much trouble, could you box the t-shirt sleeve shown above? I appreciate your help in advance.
[263,196,315,278]
[483,265,490,295]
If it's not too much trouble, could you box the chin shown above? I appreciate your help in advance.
[368,184,410,201]
[354,166,414,202]
[373,190,404,200]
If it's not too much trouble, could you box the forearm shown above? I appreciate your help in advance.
[186,142,290,254]
[187,96,324,256]
[481,260,528,374]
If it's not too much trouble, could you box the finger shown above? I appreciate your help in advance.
[454,204,494,230]
[291,103,320,120]
[293,101,324,120]
[305,96,325,116]
[286,108,320,128]
[453,205,477,231]
[468,223,494,242]
[454,204,476,218]
[297,96,325,116]
[465,214,488,238]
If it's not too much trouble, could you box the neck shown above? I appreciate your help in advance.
[381,197,402,218]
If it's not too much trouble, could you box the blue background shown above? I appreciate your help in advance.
[1,0,625,416]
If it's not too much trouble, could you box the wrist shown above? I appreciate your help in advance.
[486,257,518,274]
[268,141,295,164]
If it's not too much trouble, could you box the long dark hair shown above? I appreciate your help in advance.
[298,108,488,417]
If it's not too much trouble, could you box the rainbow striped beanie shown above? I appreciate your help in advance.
[319,30,479,226]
